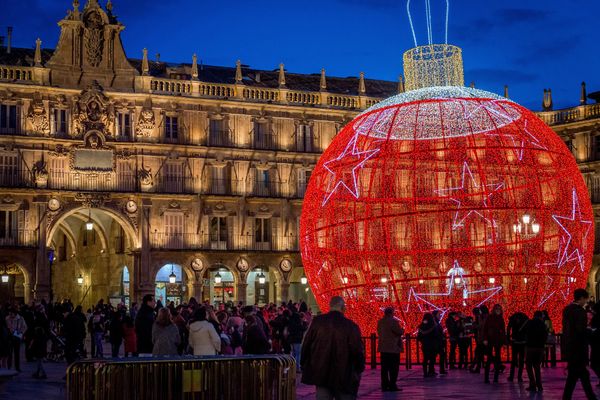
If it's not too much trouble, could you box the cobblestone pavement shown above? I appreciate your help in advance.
[2,359,600,400]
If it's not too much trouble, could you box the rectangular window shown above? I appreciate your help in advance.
[209,216,228,249]
[165,116,179,141]
[0,104,18,134]
[255,217,271,243]
[163,163,184,193]
[253,121,272,149]
[164,213,184,248]
[0,210,15,239]
[117,112,131,139]
[296,124,314,152]
[0,153,18,186]
[297,169,311,197]
[209,119,230,146]
[211,166,227,194]
[254,169,272,196]
[53,109,68,135]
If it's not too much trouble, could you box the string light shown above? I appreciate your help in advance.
[300,87,594,334]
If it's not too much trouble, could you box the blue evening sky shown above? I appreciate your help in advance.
[2,0,598,110]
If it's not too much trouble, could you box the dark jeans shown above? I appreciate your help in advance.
[422,349,436,376]
[458,338,470,369]
[7,338,21,371]
[111,341,122,358]
[471,342,484,372]
[563,362,598,400]
[380,352,400,389]
[439,338,447,373]
[484,344,503,382]
[316,386,356,400]
[509,343,525,379]
[448,339,458,367]
[525,347,544,389]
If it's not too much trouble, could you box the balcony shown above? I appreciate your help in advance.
[150,232,298,251]
[251,180,280,197]
[0,170,32,188]
[155,174,196,194]
[0,230,38,247]
[253,133,278,151]
[208,130,236,148]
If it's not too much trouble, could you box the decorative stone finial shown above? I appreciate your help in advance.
[278,63,286,88]
[358,72,366,95]
[581,81,587,105]
[191,53,199,80]
[470,81,475,88]
[397,75,405,94]
[235,60,243,84]
[34,38,43,67]
[106,0,113,12]
[141,48,149,76]
[320,68,327,91]
[542,88,553,111]
[73,0,80,10]
[156,53,161,62]
[504,85,509,99]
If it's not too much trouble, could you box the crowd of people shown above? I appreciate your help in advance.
[3,289,600,400]
[0,294,312,379]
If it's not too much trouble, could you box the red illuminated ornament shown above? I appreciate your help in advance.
[300,87,594,334]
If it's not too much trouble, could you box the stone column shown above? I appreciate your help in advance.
[192,281,204,301]
[279,282,290,303]
[236,282,247,305]
[137,199,154,303]
[34,201,51,301]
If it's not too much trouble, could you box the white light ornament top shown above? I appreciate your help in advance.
[404,0,464,91]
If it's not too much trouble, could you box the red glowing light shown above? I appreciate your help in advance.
[300,91,594,334]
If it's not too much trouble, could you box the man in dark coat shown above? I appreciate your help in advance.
[135,294,156,355]
[525,310,547,392]
[377,307,404,392]
[63,306,86,364]
[562,289,597,400]
[483,304,506,383]
[507,311,529,382]
[301,296,365,399]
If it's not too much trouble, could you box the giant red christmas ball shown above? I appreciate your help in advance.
[300,87,594,334]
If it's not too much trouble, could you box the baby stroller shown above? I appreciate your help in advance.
[46,329,66,363]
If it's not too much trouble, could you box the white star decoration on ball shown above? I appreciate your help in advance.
[552,188,592,274]
[322,133,380,205]
[405,260,503,318]
[435,161,504,230]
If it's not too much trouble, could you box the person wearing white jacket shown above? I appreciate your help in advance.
[188,308,221,356]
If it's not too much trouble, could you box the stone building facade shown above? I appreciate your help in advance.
[0,0,599,309]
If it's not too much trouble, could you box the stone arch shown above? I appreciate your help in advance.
[50,224,78,258]
[47,205,138,249]
[0,261,33,303]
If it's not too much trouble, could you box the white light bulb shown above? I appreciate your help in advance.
[523,277,528,284]
[380,277,388,284]
[454,277,460,284]
[531,223,540,234]
[418,279,424,285]
[342,276,349,284]
[522,214,530,224]
[489,277,495,284]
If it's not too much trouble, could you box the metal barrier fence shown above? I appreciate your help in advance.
[361,334,560,370]
[66,355,296,400]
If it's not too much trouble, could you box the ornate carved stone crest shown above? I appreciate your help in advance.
[27,97,50,135]
[138,165,153,189]
[32,160,49,188]
[135,106,156,137]
[83,8,104,67]
[49,144,70,158]
[74,192,111,208]
[72,81,115,137]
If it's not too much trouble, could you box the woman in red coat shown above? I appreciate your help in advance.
[122,316,137,357]
[483,304,507,383]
